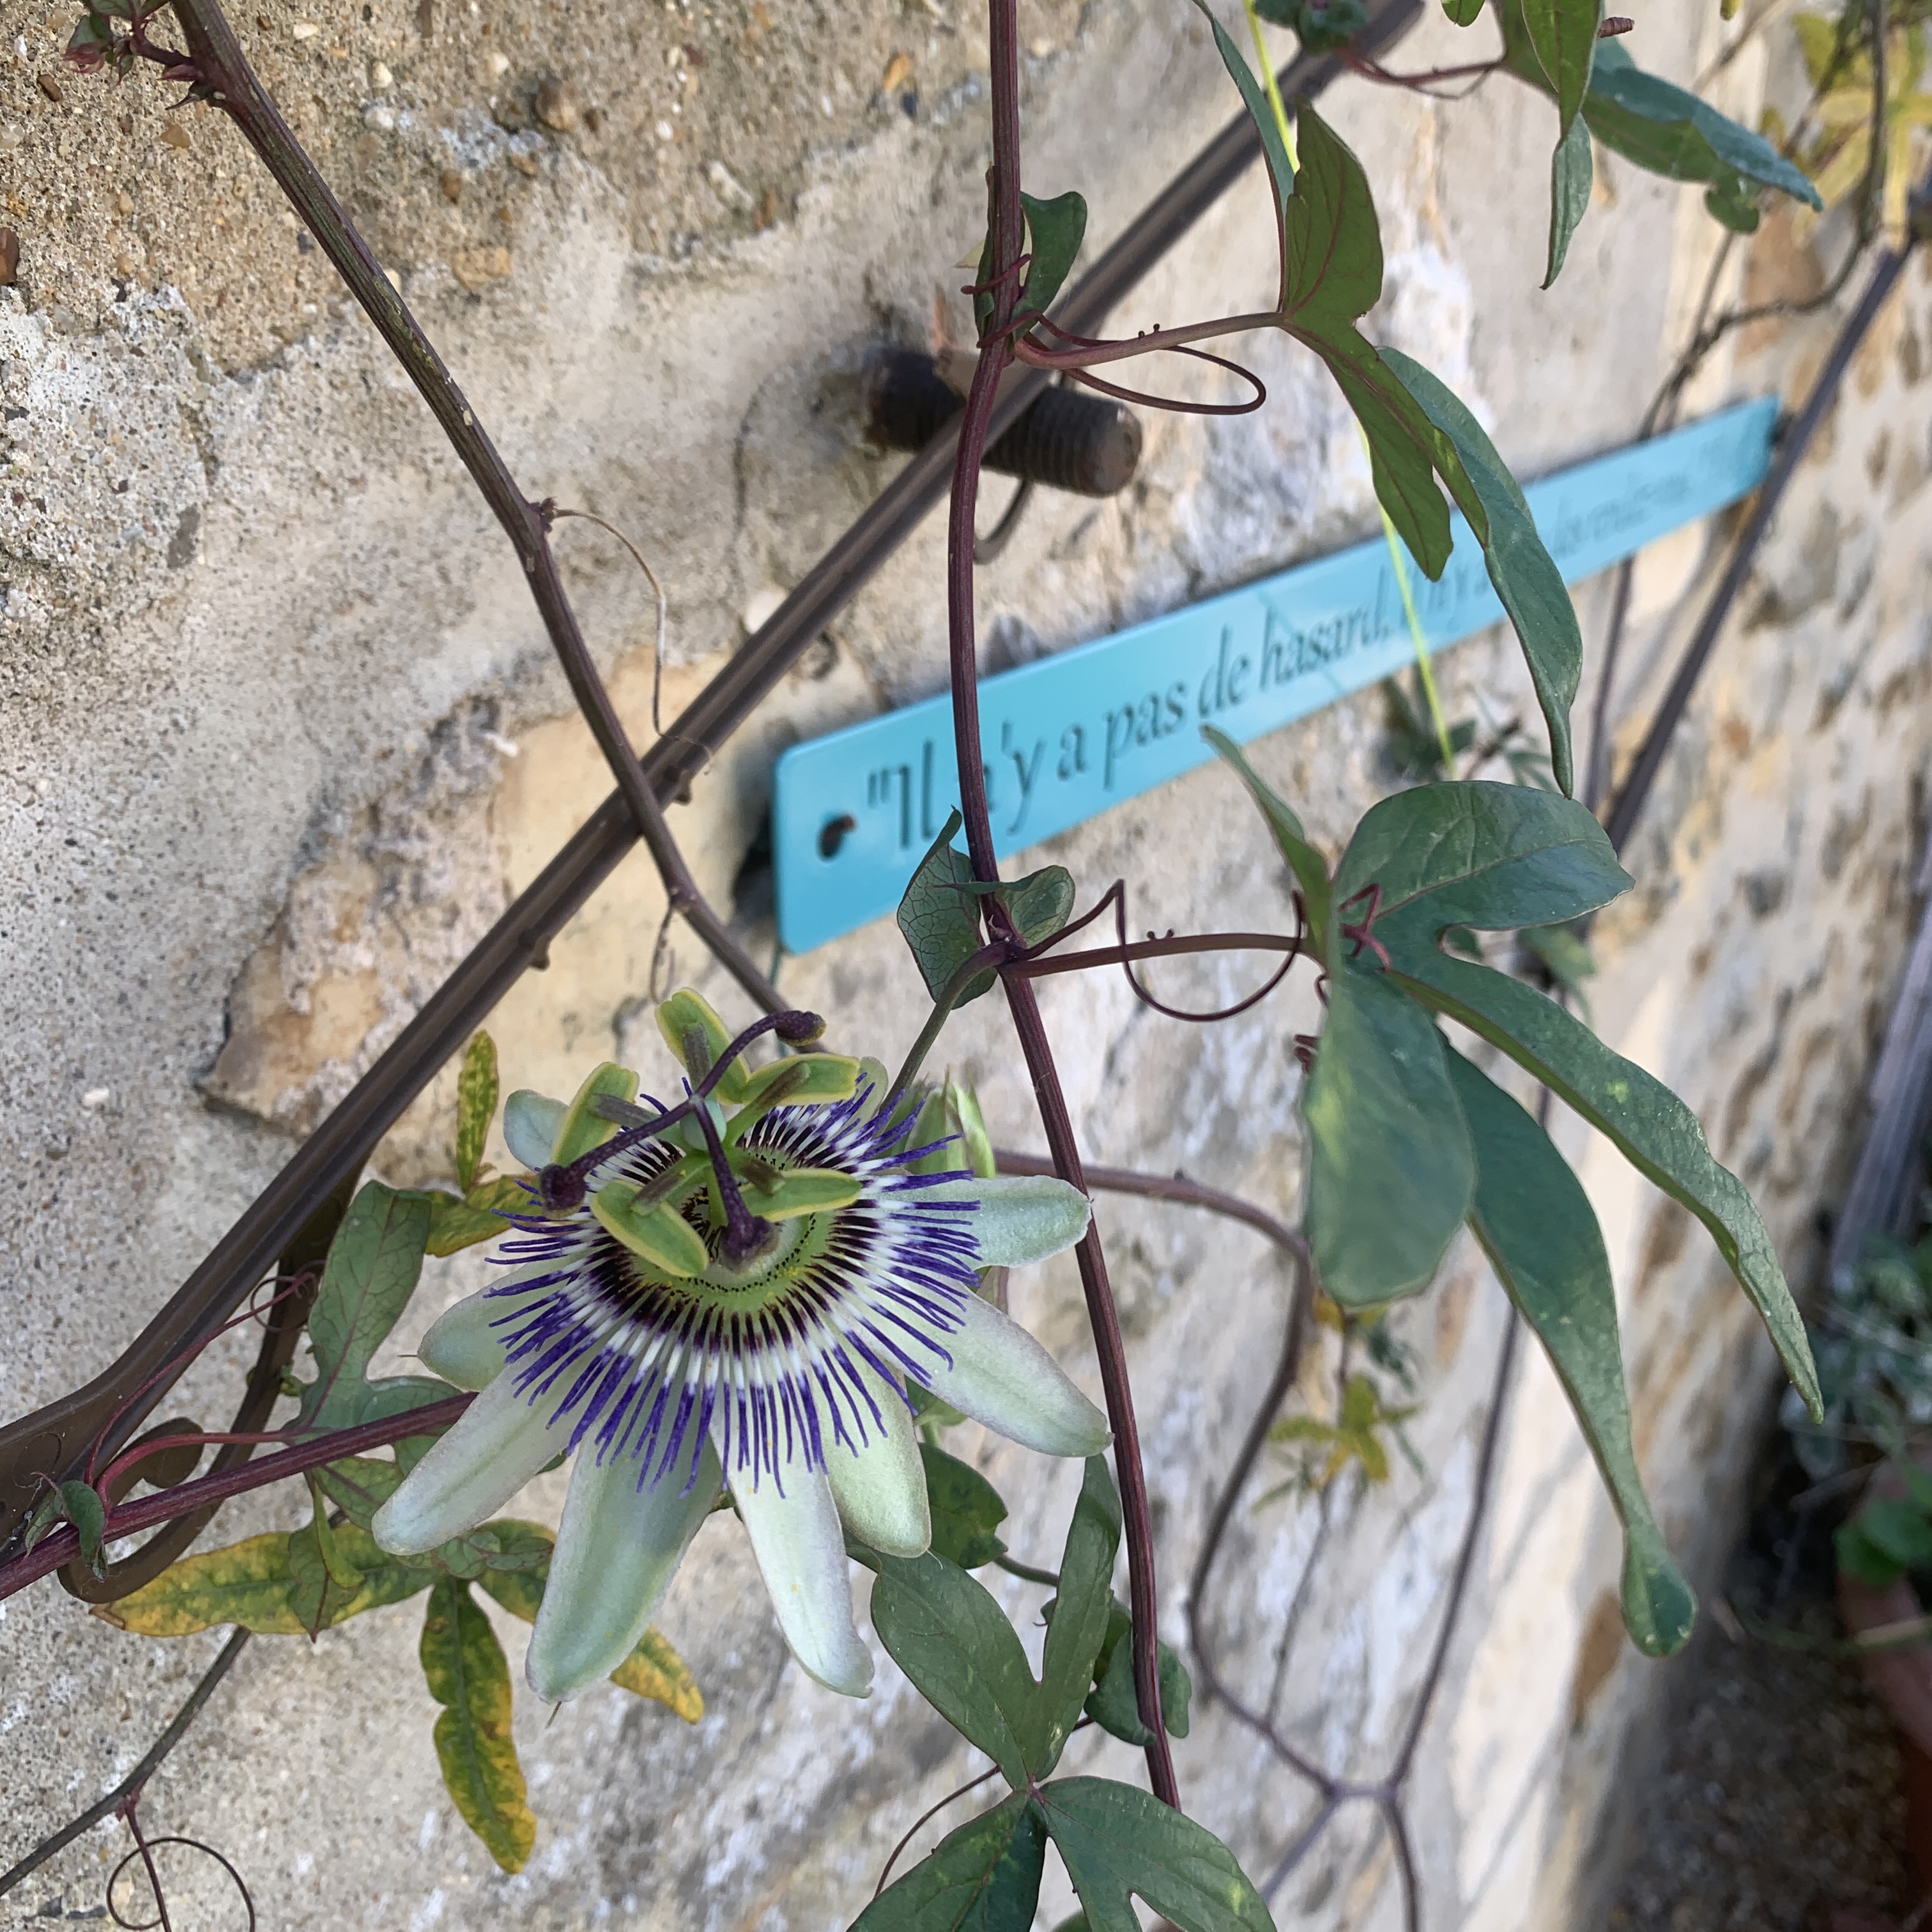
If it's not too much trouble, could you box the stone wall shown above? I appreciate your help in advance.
[3,1,1931,1926]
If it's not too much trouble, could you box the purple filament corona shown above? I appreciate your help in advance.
[487,1090,981,1494]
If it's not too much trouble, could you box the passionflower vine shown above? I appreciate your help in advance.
[372,992,1108,1701]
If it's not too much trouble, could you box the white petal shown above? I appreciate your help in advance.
[824,1370,930,1558]
[916,1290,1110,1458]
[371,1376,564,1554]
[728,1458,873,1696]
[526,1437,721,1701]
[503,1089,567,1169]
[923,1174,1092,1267]
[418,1290,518,1391]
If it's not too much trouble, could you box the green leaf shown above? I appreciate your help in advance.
[1445,1048,1696,1655]
[1252,0,1369,52]
[870,1548,1043,1788]
[1303,963,1473,1306]
[1837,1514,1913,1589]
[1018,190,1086,320]
[1276,107,1459,579]
[1332,781,1627,939]
[288,1491,368,1636]
[1443,0,1485,22]
[1851,1498,1932,1575]
[1578,40,1821,211]
[420,1578,536,1873]
[1521,0,1600,133]
[1083,1598,1193,1746]
[850,1792,1046,1932]
[1520,921,1597,1019]
[58,1480,107,1579]
[921,1443,1009,1568]
[899,810,995,1005]
[454,1031,498,1193]
[425,1175,530,1257]
[300,1182,434,1427]
[1373,360,1586,795]
[1381,935,1822,1418]
[1544,108,1593,288]
[1204,726,1332,951]
[1001,864,1077,953]
[1191,1,1297,227]
[470,1526,703,1717]
[1036,1779,1276,1932]
[1036,1457,1121,1775]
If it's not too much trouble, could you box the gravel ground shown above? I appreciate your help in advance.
[1607,1444,1920,1932]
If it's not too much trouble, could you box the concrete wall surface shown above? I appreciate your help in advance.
[3,0,1931,1926]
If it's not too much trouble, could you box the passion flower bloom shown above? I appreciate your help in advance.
[373,995,1107,1701]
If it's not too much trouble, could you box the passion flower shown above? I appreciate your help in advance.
[373,993,1107,1700]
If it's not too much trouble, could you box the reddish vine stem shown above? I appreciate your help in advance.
[0,1396,472,1605]
[165,0,781,1019]
[946,0,1177,1809]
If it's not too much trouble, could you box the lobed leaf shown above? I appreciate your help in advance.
[1036,1779,1276,1932]
[1303,963,1473,1306]
[1445,1048,1695,1654]
[849,1792,1046,1932]
[1374,359,1586,793]
[1018,190,1087,320]
[1332,781,1627,936]
[1521,0,1602,134]
[870,1547,1043,1788]
[94,1525,440,1636]
[1381,931,1821,1417]
[301,1183,434,1427]
[1036,1457,1121,1776]
[921,1442,1010,1569]
[425,1176,530,1257]
[1082,1597,1193,1747]
[420,1578,537,1873]
[1204,727,1331,950]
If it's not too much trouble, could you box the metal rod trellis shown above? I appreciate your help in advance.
[0,0,1426,1551]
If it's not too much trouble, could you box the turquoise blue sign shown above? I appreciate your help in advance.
[774,397,1777,954]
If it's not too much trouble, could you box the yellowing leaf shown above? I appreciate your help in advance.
[454,1031,498,1193]
[471,1524,703,1720]
[609,1630,705,1721]
[421,1579,536,1873]
[91,1533,310,1636]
